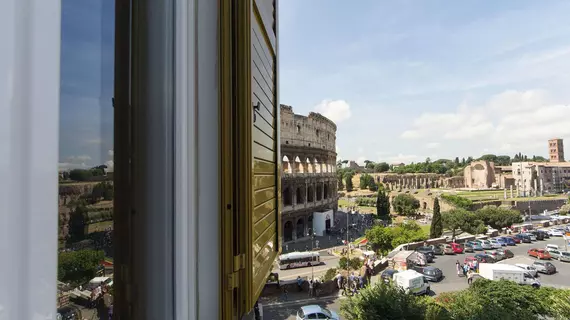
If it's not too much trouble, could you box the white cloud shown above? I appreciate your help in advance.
[425,142,440,149]
[314,99,352,124]
[105,160,114,171]
[356,156,367,166]
[58,155,92,171]
[400,90,570,153]
[382,154,424,164]
[108,149,114,157]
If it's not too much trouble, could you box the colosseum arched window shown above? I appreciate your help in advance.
[307,186,314,202]
[296,187,303,205]
[283,187,292,206]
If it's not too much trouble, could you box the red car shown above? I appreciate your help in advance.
[509,236,521,244]
[450,243,464,254]
[528,248,552,260]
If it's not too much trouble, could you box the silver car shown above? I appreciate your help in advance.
[547,248,562,260]
[557,251,570,262]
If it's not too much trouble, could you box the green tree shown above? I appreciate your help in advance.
[392,194,420,218]
[345,173,354,192]
[430,197,443,238]
[340,282,428,320]
[360,174,375,189]
[374,162,390,173]
[337,172,345,191]
[559,204,570,215]
[365,225,394,255]
[376,186,390,219]
[476,205,523,229]
[58,249,105,286]
[390,221,427,248]
[442,208,485,239]
[69,169,93,181]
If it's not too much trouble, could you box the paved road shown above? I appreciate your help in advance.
[262,295,344,320]
[428,230,570,294]
[273,251,340,280]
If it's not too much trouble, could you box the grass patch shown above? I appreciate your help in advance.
[338,198,351,207]
[86,220,113,234]
[352,236,365,245]
[421,224,431,237]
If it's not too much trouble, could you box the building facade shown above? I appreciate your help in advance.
[548,138,565,162]
[511,162,570,196]
[280,104,338,243]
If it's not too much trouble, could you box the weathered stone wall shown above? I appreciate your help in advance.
[280,104,336,153]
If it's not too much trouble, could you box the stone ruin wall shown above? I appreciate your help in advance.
[351,173,465,191]
[280,104,336,154]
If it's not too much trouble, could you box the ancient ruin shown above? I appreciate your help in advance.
[280,105,338,243]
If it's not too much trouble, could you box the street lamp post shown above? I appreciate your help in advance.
[308,229,315,280]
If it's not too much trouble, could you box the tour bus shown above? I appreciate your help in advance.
[278,252,321,270]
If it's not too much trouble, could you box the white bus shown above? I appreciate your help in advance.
[278,252,321,270]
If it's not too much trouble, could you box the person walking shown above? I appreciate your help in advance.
[455,261,462,277]
[308,279,314,297]
[467,269,474,285]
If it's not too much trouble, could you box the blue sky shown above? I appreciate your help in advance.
[59,0,114,170]
[280,0,570,165]
[59,0,570,169]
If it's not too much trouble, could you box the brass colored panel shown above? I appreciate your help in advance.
[252,38,273,82]
[253,241,276,279]
[253,187,274,207]
[253,142,274,162]
[253,127,274,151]
[252,19,275,61]
[251,28,274,69]
[252,3,276,53]
[253,159,275,174]
[252,84,275,117]
[252,248,277,299]
[253,197,275,222]
[253,174,275,191]
[252,93,274,128]
[253,221,276,258]
[253,210,275,239]
[252,62,273,96]
[253,112,274,139]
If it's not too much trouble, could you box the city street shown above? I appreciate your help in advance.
[428,231,570,294]
[262,295,344,320]
[273,250,340,280]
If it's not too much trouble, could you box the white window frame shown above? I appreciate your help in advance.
[0,0,61,318]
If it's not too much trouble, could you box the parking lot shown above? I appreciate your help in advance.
[427,229,570,294]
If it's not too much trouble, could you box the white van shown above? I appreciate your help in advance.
[546,244,560,251]
[392,270,430,295]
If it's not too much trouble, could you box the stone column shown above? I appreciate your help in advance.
[510,185,513,198]
[503,189,507,199]
[533,180,538,197]
[540,179,544,197]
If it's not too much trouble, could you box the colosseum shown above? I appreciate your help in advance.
[280,104,338,243]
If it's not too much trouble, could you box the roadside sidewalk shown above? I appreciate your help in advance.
[259,290,343,306]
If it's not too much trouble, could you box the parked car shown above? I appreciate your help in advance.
[495,237,509,246]
[442,244,455,255]
[546,244,560,251]
[537,230,550,239]
[515,234,531,243]
[546,248,562,260]
[509,236,521,244]
[532,261,556,274]
[524,233,537,241]
[450,243,464,254]
[380,269,399,284]
[474,253,496,263]
[488,239,502,249]
[415,246,435,262]
[463,243,474,253]
[530,230,545,240]
[57,307,81,320]
[515,263,538,277]
[548,229,564,237]
[429,244,444,255]
[467,241,483,251]
[296,305,340,320]
[496,248,514,259]
[528,248,552,260]
[412,266,443,282]
[558,251,570,262]
[484,250,505,261]
[479,240,493,250]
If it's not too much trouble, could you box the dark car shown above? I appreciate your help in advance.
[57,307,81,320]
[463,243,474,253]
[380,269,399,283]
[429,244,444,255]
[474,253,496,263]
[496,248,514,259]
[533,261,556,275]
[415,246,435,262]
[539,230,550,239]
[503,237,516,246]
[530,230,545,241]
[515,233,532,243]
[412,266,443,282]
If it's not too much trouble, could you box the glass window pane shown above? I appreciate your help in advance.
[57,0,115,318]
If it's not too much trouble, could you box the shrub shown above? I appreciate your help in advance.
[323,268,338,282]
[338,257,349,269]
[441,194,472,210]
[349,257,363,270]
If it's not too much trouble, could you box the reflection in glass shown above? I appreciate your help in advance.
[57,0,115,318]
